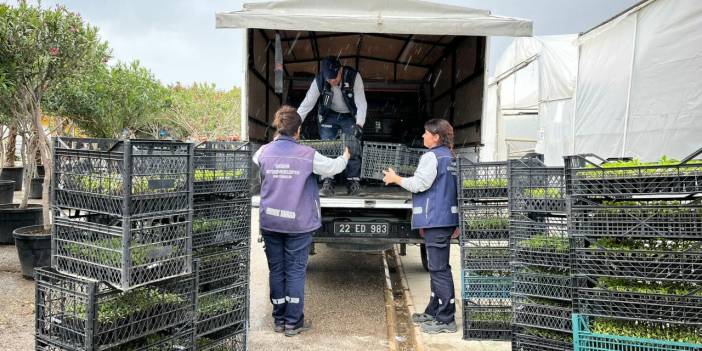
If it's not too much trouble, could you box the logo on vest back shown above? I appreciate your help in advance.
[266,163,300,179]
[265,207,296,219]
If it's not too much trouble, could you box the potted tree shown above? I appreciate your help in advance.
[0,3,108,278]
[0,130,42,244]
[0,124,23,191]
[0,115,14,204]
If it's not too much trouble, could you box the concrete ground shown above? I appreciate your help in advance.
[0,190,40,351]
[248,208,390,350]
[399,244,511,351]
[0,245,35,351]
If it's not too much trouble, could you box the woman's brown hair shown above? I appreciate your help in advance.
[273,105,302,137]
[424,118,454,150]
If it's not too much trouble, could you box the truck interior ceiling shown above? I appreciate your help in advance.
[246,29,486,148]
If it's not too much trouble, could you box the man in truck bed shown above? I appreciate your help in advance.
[297,56,367,197]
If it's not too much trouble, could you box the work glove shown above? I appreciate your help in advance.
[353,124,363,140]
[343,133,362,156]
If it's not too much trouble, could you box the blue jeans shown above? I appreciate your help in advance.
[261,229,313,328]
[319,111,361,180]
[423,226,456,323]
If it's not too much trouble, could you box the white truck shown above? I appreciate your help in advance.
[216,0,532,264]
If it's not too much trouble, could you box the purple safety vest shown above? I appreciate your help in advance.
[258,135,321,233]
[411,145,459,229]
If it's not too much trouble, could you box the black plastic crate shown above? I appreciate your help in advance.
[196,283,248,337]
[573,248,702,282]
[196,324,246,351]
[464,298,513,308]
[35,267,196,351]
[462,304,511,340]
[569,198,702,239]
[564,149,702,197]
[299,139,345,158]
[463,274,512,299]
[53,137,193,217]
[511,214,570,270]
[360,142,423,180]
[509,159,566,214]
[512,329,573,351]
[458,159,508,200]
[194,141,251,196]
[459,203,510,241]
[462,247,511,271]
[52,210,192,290]
[36,327,194,351]
[574,287,702,325]
[513,297,573,333]
[192,197,251,250]
[195,244,249,292]
[512,270,573,301]
[463,238,511,249]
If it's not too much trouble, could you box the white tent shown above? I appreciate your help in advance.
[481,35,578,164]
[572,0,702,161]
[216,0,532,36]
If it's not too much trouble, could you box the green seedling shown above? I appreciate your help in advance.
[470,310,512,322]
[593,238,702,252]
[462,178,508,189]
[596,278,702,296]
[198,293,244,319]
[72,287,185,325]
[521,234,569,252]
[194,169,245,182]
[64,237,181,267]
[525,296,571,308]
[72,174,184,195]
[591,318,702,344]
[577,156,702,179]
[525,327,573,343]
[465,217,509,230]
[522,187,562,199]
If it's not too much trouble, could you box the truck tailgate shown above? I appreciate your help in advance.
[251,185,412,209]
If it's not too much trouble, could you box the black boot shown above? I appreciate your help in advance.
[347,179,361,196]
[320,178,335,197]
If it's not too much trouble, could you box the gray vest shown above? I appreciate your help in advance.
[259,136,321,233]
[315,66,358,117]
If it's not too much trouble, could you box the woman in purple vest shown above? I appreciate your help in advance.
[253,105,350,336]
[382,118,459,334]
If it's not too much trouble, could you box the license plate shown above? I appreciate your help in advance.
[333,222,389,236]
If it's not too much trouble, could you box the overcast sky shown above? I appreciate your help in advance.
[10,0,640,90]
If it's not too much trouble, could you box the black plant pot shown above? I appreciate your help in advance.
[13,225,51,279]
[0,167,24,191]
[0,180,14,204]
[29,177,44,199]
[0,204,43,244]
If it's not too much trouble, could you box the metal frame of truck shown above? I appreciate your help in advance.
[217,0,532,255]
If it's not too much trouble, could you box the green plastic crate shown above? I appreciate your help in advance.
[572,315,702,351]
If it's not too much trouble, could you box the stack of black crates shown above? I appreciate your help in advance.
[509,156,572,351]
[39,138,197,350]
[192,141,251,350]
[566,151,702,351]
[457,159,512,340]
